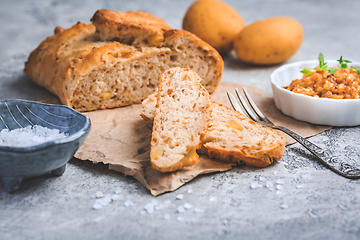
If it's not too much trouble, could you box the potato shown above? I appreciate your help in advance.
[234,17,303,65]
[183,0,245,54]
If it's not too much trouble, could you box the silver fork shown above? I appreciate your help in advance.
[227,88,360,179]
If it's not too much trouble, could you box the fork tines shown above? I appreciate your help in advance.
[226,88,272,126]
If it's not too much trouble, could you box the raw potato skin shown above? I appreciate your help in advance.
[234,17,303,65]
[183,0,245,54]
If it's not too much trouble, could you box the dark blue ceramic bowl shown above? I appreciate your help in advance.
[0,99,91,192]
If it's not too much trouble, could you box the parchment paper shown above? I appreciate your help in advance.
[64,82,330,196]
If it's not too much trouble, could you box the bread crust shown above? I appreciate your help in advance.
[142,95,286,168]
[91,9,223,93]
[24,10,223,112]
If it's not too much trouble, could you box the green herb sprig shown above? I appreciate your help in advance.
[300,53,360,75]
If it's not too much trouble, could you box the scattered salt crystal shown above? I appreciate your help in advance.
[111,194,121,201]
[144,203,155,214]
[91,193,97,199]
[95,198,109,206]
[115,187,122,194]
[103,194,112,204]
[183,203,192,209]
[164,213,171,220]
[164,200,171,205]
[187,189,193,194]
[260,176,266,181]
[296,184,304,189]
[281,203,289,209]
[124,200,135,207]
[250,181,262,189]
[209,196,217,202]
[274,170,279,175]
[95,191,104,198]
[276,179,285,185]
[177,216,184,222]
[269,188,274,191]
[140,210,146,215]
[177,205,185,213]
[276,191,282,195]
[0,125,68,147]
[265,181,273,188]
[194,208,205,213]
[93,202,103,210]
[176,194,184,200]
[276,185,283,190]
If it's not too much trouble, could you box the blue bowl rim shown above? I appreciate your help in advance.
[0,99,91,153]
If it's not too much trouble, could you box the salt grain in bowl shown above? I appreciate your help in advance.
[0,125,68,147]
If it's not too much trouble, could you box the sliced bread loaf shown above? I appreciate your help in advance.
[150,68,212,172]
[24,10,223,112]
[142,94,285,167]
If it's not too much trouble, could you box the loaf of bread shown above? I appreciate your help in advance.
[24,9,223,112]
[150,68,212,172]
[142,93,286,167]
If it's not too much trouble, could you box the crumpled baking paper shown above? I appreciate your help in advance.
[66,82,330,196]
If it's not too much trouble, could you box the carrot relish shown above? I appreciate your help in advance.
[284,54,360,99]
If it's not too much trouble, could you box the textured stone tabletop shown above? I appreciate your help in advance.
[1,0,360,239]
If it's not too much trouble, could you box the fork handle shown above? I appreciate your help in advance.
[274,126,360,179]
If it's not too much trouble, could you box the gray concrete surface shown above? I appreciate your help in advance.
[1,0,360,239]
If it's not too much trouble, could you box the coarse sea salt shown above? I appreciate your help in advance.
[265,181,274,188]
[177,205,185,213]
[209,196,218,202]
[0,125,68,147]
[176,194,184,200]
[124,200,135,207]
[280,203,289,209]
[183,203,192,209]
[250,181,262,189]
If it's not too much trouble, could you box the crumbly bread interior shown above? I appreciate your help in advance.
[72,35,221,111]
[200,102,285,167]
[142,94,285,167]
[150,68,212,172]
[140,91,157,124]
[24,10,223,112]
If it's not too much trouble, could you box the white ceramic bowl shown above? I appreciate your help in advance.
[270,60,360,126]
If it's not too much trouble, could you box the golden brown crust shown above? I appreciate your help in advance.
[24,10,223,112]
[91,9,223,81]
[24,22,99,106]
[91,9,172,32]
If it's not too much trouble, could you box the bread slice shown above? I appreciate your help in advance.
[24,10,223,112]
[199,102,285,167]
[150,68,212,172]
[142,94,285,167]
